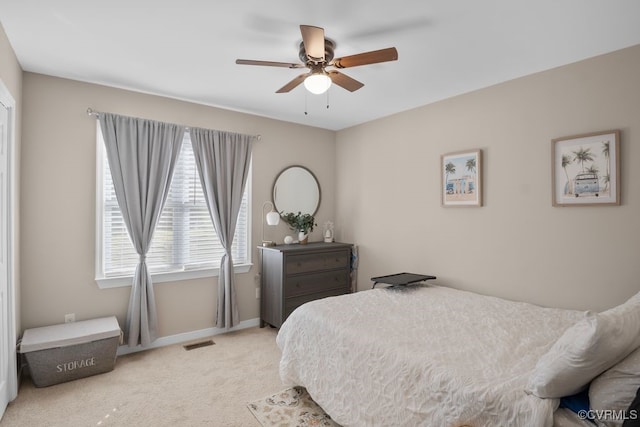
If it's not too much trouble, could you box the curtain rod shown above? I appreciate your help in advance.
[86,108,262,141]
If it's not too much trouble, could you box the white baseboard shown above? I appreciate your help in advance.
[116,317,260,356]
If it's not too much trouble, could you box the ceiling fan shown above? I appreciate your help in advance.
[236,25,398,95]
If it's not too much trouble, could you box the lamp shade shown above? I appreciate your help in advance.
[304,73,332,95]
[266,211,280,226]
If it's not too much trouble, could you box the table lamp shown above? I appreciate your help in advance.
[262,201,280,246]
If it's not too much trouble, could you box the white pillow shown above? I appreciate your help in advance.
[589,347,640,427]
[527,291,640,398]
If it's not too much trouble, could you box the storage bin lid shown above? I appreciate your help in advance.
[20,316,121,353]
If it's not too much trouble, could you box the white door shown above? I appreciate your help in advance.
[0,91,16,419]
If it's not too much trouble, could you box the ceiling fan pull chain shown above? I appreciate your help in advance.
[326,88,330,109]
[304,91,308,115]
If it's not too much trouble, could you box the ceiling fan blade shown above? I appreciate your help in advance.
[327,70,364,92]
[236,59,305,69]
[276,73,309,93]
[331,47,398,69]
[300,25,325,62]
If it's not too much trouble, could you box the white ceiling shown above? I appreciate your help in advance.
[1,1,640,131]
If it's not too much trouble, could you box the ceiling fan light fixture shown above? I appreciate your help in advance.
[304,72,332,95]
[236,25,398,94]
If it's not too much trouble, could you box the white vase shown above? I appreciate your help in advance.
[298,231,308,245]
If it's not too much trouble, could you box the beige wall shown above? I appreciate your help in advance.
[14,37,640,337]
[20,73,336,335]
[0,22,22,334]
[0,24,21,99]
[336,44,640,312]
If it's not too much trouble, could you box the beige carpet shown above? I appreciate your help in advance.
[0,326,284,427]
[248,386,339,427]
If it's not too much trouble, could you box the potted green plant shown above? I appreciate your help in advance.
[281,211,316,245]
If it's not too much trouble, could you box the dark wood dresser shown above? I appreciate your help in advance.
[258,242,353,328]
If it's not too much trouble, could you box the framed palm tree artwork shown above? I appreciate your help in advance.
[552,130,620,206]
[441,149,482,207]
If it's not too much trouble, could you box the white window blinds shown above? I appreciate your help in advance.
[97,127,249,281]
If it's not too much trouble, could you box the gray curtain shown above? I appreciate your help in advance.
[189,128,253,328]
[99,113,185,347]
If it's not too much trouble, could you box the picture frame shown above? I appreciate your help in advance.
[441,149,482,207]
[551,130,620,206]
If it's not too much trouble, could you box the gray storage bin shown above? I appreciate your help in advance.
[20,316,122,387]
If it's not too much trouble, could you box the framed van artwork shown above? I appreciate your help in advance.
[552,130,620,206]
[441,149,482,207]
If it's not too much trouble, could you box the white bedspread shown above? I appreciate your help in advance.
[277,285,585,427]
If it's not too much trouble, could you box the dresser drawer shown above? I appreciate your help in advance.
[285,250,350,275]
[285,269,349,298]
[284,287,349,319]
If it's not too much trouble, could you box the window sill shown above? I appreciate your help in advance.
[95,263,252,289]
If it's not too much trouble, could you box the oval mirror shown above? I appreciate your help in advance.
[272,165,321,216]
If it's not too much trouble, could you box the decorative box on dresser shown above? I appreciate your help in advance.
[258,242,353,328]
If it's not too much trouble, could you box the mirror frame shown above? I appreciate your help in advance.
[272,165,321,216]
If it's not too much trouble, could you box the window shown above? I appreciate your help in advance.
[95,124,251,288]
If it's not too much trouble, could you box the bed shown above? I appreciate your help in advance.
[276,284,640,427]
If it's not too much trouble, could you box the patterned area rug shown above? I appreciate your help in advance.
[248,386,340,426]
